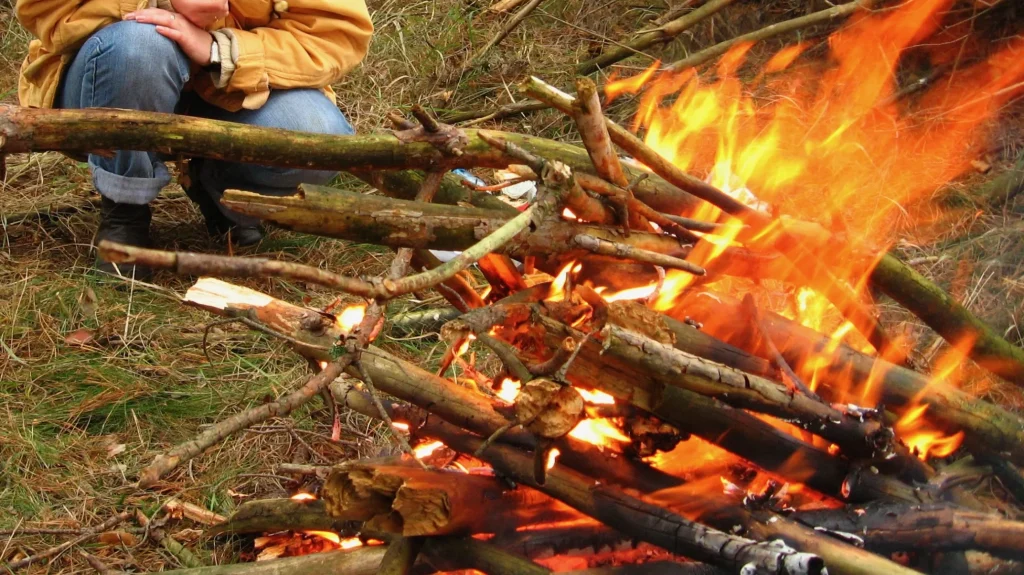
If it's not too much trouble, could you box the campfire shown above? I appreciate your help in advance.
[2,1,1024,574]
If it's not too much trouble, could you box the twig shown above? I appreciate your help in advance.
[462,176,534,192]
[576,173,701,242]
[472,0,546,63]
[135,510,204,569]
[80,551,121,575]
[663,1,863,74]
[390,170,447,280]
[356,360,427,469]
[474,331,534,383]
[577,0,737,75]
[554,331,597,383]
[741,294,820,400]
[137,358,353,487]
[441,101,549,125]
[572,234,704,275]
[100,205,534,303]
[410,105,440,133]
[1,512,131,572]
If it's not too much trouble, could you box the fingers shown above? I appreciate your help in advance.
[125,8,180,28]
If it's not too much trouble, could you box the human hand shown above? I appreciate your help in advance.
[170,0,229,29]
[125,9,215,66]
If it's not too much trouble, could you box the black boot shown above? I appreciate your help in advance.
[95,197,154,280]
[183,160,264,247]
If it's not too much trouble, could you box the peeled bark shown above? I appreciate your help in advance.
[320,462,578,536]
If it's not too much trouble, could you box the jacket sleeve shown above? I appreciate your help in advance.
[219,0,373,97]
[15,0,145,54]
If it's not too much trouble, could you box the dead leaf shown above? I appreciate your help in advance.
[98,531,138,547]
[170,528,204,544]
[971,159,991,173]
[65,328,96,347]
[106,443,127,458]
[79,288,98,320]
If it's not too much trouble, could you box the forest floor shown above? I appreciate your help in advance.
[1,0,1023,572]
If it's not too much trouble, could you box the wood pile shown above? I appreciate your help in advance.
[2,3,1024,573]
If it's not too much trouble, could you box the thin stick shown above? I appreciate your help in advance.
[462,176,534,192]
[135,510,204,569]
[390,170,447,280]
[572,234,704,275]
[474,331,534,383]
[741,294,819,400]
[357,360,428,469]
[663,1,864,74]
[137,358,352,487]
[1,512,131,572]
[472,0,546,63]
[575,173,701,241]
[577,0,737,75]
[100,206,533,303]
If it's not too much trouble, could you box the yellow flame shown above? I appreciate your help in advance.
[496,378,522,403]
[291,492,317,502]
[306,531,341,545]
[546,448,561,470]
[339,537,363,550]
[392,422,410,431]
[413,440,445,459]
[576,388,616,405]
[569,418,630,445]
[337,305,367,333]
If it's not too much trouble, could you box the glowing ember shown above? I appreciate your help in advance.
[413,440,445,459]
[575,388,615,405]
[339,537,363,550]
[290,492,317,502]
[546,448,561,470]
[562,208,578,220]
[392,422,410,432]
[318,361,328,370]
[336,305,367,333]
[305,531,341,545]
[496,378,522,403]
[569,418,630,446]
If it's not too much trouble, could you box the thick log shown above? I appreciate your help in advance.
[0,105,700,217]
[220,186,691,261]
[206,499,357,537]
[673,290,1024,465]
[320,462,578,536]
[157,547,387,575]
[378,537,423,575]
[791,501,1024,560]
[421,536,552,575]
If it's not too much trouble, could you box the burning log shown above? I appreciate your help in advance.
[319,462,579,536]
[791,501,1024,560]
[673,291,1024,465]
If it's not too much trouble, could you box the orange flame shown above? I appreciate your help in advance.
[336,305,367,333]
[391,422,410,432]
[576,388,616,405]
[339,537,363,550]
[413,440,445,459]
[305,531,342,545]
[895,404,965,459]
[290,492,317,502]
[569,417,630,446]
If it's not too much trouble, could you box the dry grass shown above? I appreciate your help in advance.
[0,0,1022,572]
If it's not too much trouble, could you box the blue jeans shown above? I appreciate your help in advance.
[58,21,354,226]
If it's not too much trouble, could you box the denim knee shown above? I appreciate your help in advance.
[62,21,190,111]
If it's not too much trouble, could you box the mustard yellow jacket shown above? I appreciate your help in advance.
[15,0,373,111]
